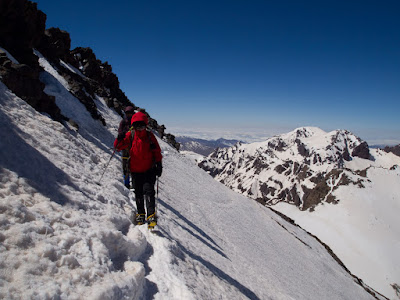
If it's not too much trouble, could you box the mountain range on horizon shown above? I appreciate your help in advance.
[176,136,241,156]
[1,1,399,299]
[178,133,400,159]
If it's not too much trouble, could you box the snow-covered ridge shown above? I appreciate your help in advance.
[199,126,390,210]
[0,56,383,299]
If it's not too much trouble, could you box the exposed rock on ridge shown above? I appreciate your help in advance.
[0,0,63,121]
[198,127,375,211]
[0,0,179,149]
[383,144,400,157]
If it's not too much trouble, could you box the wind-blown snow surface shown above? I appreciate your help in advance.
[0,58,380,299]
[274,155,400,300]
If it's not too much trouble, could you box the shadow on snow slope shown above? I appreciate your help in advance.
[0,106,78,206]
[158,198,228,259]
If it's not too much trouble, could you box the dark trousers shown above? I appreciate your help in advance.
[132,169,156,217]
[122,149,130,176]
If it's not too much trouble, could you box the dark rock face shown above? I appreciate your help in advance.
[352,142,370,159]
[384,144,400,157]
[301,169,342,211]
[67,47,131,110]
[0,50,63,121]
[296,139,309,157]
[0,0,62,121]
[268,139,287,152]
[253,157,269,175]
[164,133,180,151]
[0,0,46,65]
[38,27,71,61]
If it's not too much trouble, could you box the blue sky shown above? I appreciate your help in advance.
[35,0,400,144]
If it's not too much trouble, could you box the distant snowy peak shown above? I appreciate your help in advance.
[176,136,241,156]
[199,127,396,211]
[266,127,369,165]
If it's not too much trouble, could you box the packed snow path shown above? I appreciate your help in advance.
[0,62,380,300]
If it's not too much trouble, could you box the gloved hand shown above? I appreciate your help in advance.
[117,133,125,141]
[155,161,162,177]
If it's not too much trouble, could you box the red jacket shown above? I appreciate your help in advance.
[114,112,162,173]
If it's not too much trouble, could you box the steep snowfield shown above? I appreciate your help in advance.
[0,55,381,299]
[275,154,400,300]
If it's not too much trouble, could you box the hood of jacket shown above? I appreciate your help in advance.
[131,111,149,125]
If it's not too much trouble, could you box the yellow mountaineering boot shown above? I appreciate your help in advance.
[147,213,157,230]
[135,214,145,225]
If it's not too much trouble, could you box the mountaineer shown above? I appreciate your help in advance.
[115,111,162,229]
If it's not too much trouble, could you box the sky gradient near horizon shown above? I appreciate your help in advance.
[35,0,400,144]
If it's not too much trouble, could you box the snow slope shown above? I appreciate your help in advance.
[179,150,205,165]
[274,156,400,300]
[0,56,382,299]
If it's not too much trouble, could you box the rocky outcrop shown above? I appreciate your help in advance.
[66,47,131,111]
[38,27,71,62]
[0,0,179,150]
[0,0,63,121]
[0,49,63,121]
[0,0,46,65]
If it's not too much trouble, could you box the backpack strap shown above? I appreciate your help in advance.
[127,126,134,165]
[147,130,157,167]
[147,130,156,149]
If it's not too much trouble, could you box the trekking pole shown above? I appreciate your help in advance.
[156,176,159,215]
[96,142,119,185]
